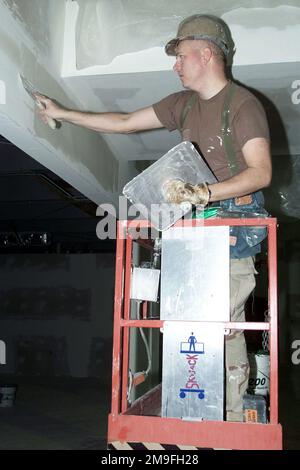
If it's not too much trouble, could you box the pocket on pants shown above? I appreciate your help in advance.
[230,269,256,322]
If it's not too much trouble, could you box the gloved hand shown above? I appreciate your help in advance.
[163,179,210,206]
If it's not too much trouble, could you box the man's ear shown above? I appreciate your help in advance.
[201,46,213,65]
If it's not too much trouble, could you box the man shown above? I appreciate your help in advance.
[37,15,272,422]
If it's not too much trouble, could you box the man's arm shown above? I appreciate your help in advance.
[36,95,164,133]
[208,137,272,202]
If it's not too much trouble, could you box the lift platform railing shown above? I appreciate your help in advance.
[108,218,282,450]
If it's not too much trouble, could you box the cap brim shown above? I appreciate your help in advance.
[165,38,178,56]
[165,35,229,58]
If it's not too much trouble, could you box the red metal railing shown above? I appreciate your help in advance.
[108,218,282,449]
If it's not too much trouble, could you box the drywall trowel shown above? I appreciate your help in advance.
[20,75,57,130]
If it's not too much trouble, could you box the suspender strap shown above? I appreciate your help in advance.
[179,92,198,131]
[221,82,239,176]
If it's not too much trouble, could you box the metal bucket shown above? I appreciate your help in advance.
[0,384,17,407]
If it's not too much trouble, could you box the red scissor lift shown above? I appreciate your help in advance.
[107,218,283,450]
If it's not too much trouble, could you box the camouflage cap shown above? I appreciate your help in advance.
[165,14,229,58]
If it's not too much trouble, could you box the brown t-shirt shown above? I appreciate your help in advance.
[152,82,270,182]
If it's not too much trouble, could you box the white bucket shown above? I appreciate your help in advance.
[248,352,269,396]
[0,385,17,407]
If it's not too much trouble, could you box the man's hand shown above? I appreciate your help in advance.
[163,179,210,206]
[35,94,66,123]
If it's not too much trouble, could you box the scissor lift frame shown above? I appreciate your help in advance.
[107,218,282,450]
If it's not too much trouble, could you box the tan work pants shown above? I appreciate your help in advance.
[226,257,256,422]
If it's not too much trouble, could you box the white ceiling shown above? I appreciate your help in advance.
[63,1,300,160]
[61,1,300,219]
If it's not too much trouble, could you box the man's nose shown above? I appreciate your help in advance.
[173,60,180,72]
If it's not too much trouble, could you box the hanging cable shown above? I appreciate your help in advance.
[127,300,152,404]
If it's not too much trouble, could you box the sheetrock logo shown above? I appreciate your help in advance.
[179,333,205,400]
[0,340,6,365]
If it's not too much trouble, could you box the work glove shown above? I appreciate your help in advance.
[163,179,210,206]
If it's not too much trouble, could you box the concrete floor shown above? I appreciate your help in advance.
[0,370,299,450]
[0,360,299,450]
[0,376,110,450]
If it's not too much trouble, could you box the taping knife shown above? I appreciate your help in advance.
[20,75,57,130]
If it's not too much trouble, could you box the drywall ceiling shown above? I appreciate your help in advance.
[0,0,118,250]
[0,0,120,212]
[64,0,300,161]
[73,0,300,69]
[61,0,300,219]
